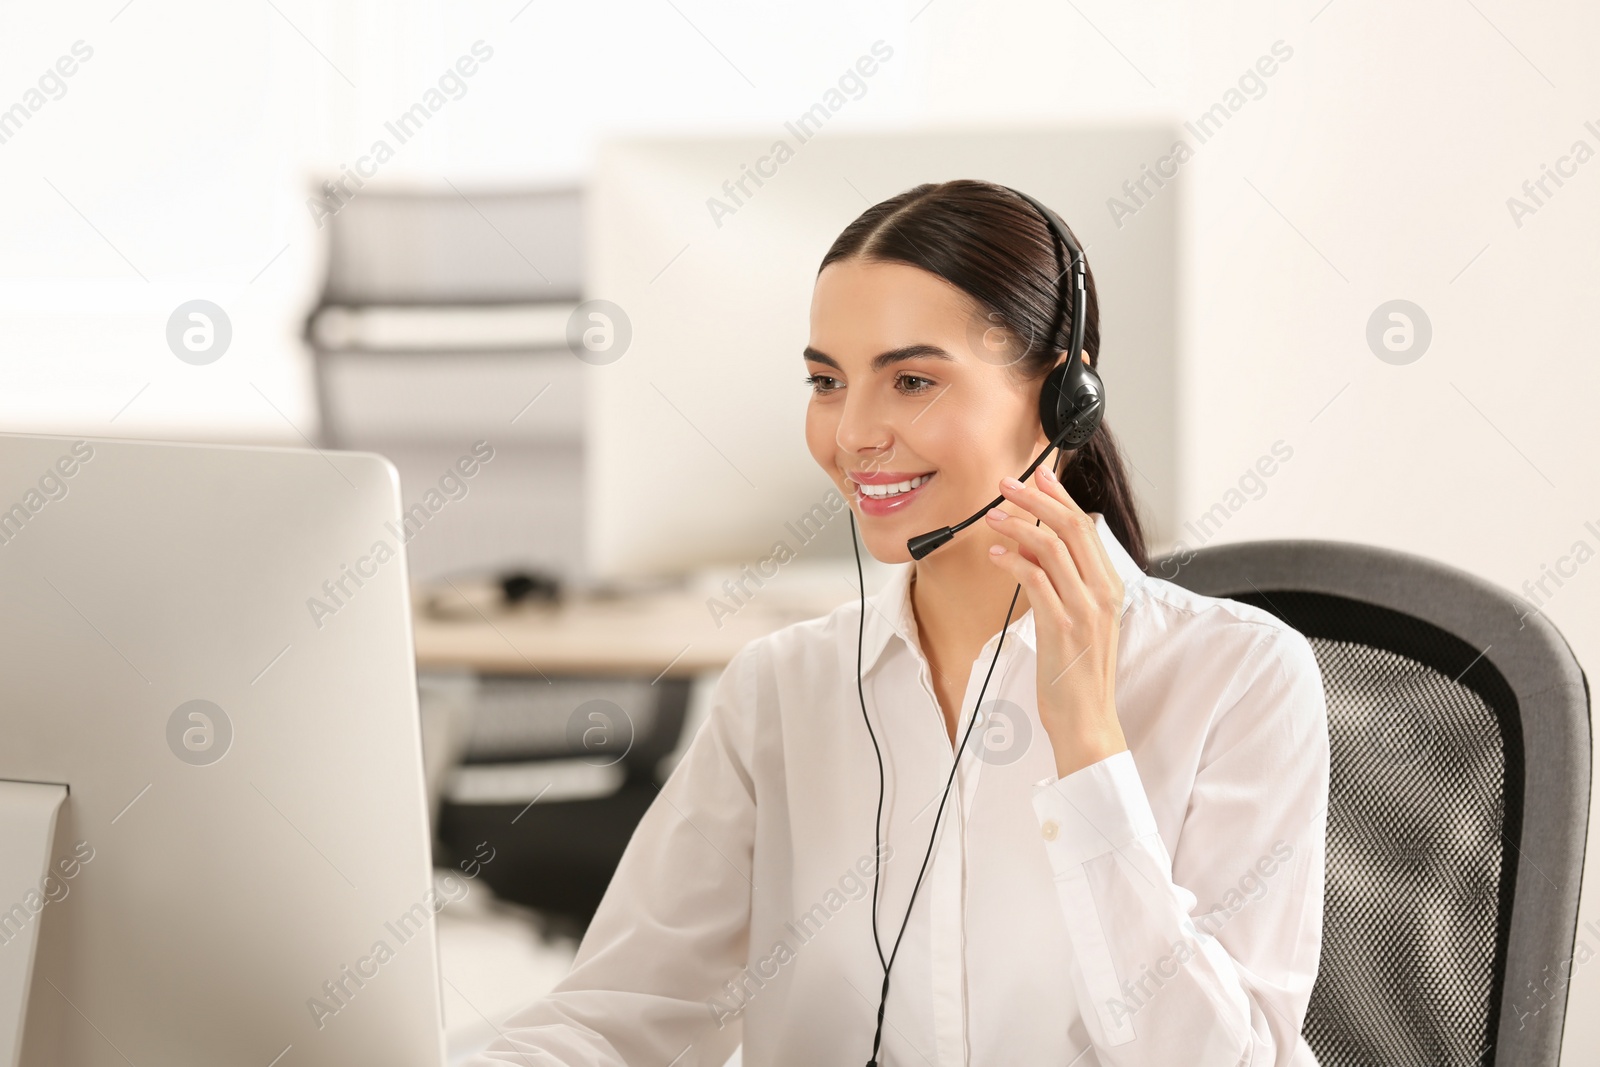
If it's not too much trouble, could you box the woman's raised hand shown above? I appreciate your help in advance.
[983,466,1129,779]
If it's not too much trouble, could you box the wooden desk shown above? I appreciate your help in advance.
[411,577,857,678]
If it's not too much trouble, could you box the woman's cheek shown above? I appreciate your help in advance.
[803,408,835,470]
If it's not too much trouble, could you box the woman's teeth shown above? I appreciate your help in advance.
[858,473,932,499]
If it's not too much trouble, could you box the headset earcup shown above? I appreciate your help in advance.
[1038,357,1105,450]
[1038,359,1075,442]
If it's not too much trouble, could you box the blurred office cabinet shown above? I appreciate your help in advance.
[306,186,587,586]
[308,186,699,931]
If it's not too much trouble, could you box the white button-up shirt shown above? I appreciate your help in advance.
[468,512,1330,1067]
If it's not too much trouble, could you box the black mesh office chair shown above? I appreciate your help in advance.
[1151,539,1590,1066]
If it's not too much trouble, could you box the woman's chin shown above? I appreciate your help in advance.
[854,523,920,566]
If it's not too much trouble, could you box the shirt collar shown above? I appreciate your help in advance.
[856,511,1147,676]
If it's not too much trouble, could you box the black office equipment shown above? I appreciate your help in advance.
[432,672,692,933]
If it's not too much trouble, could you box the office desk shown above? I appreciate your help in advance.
[411,574,860,925]
[411,576,856,678]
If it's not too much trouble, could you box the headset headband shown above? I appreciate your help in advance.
[1004,186,1087,371]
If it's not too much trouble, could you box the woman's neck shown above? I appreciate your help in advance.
[908,536,1034,663]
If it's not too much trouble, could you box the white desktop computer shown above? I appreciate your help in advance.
[0,432,446,1066]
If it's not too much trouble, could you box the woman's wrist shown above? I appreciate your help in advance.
[1044,716,1128,779]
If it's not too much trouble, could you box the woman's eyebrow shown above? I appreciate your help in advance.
[802,344,955,372]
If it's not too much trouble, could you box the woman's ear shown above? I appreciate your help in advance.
[1048,349,1089,374]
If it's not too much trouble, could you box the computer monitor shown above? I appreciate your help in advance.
[0,432,445,1066]
[585,126,1183,581]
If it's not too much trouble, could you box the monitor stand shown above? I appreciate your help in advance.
[0,782,68,1067]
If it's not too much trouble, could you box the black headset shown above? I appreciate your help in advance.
[847,186,1104,1066]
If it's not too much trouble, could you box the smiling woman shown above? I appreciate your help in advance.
[468,180,1329,1067]
[804,193,1145,571]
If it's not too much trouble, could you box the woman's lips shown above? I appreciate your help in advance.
[852,472,935,517]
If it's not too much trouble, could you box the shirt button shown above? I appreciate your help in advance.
[1040,819,1060,841]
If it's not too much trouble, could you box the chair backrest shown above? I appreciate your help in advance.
[1150,539,1591,1066]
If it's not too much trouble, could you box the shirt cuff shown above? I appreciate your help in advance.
[1030,749,1159,874]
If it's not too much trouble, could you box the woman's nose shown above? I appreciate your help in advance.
[833,393,895,457]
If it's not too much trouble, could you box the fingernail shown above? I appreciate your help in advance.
[1001,476,1024,491]
[989,544,1006,556]
[986,506,1008,522]
[1038,466,1058,485]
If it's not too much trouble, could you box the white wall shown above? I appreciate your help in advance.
[0,2,325,441]
[3,0,1597,1057]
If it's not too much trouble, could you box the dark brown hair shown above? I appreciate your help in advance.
[817,179,1149,572]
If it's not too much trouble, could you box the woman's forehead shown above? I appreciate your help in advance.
[810,259,984,354]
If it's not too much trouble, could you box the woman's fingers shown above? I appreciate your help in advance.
[985,507,1091,620]
[999,469,1122,607]
[1035,467,1123,600]
[986,539,1068,631]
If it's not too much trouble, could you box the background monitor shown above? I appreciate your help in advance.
[584,126,1183,581]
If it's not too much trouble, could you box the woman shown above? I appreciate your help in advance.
[470,180,1330,1066]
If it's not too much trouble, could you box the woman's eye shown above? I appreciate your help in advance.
[805,372,933,396]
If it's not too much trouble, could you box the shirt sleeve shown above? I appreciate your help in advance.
[464,640,761,1067]
[1030,625,1330,1066]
